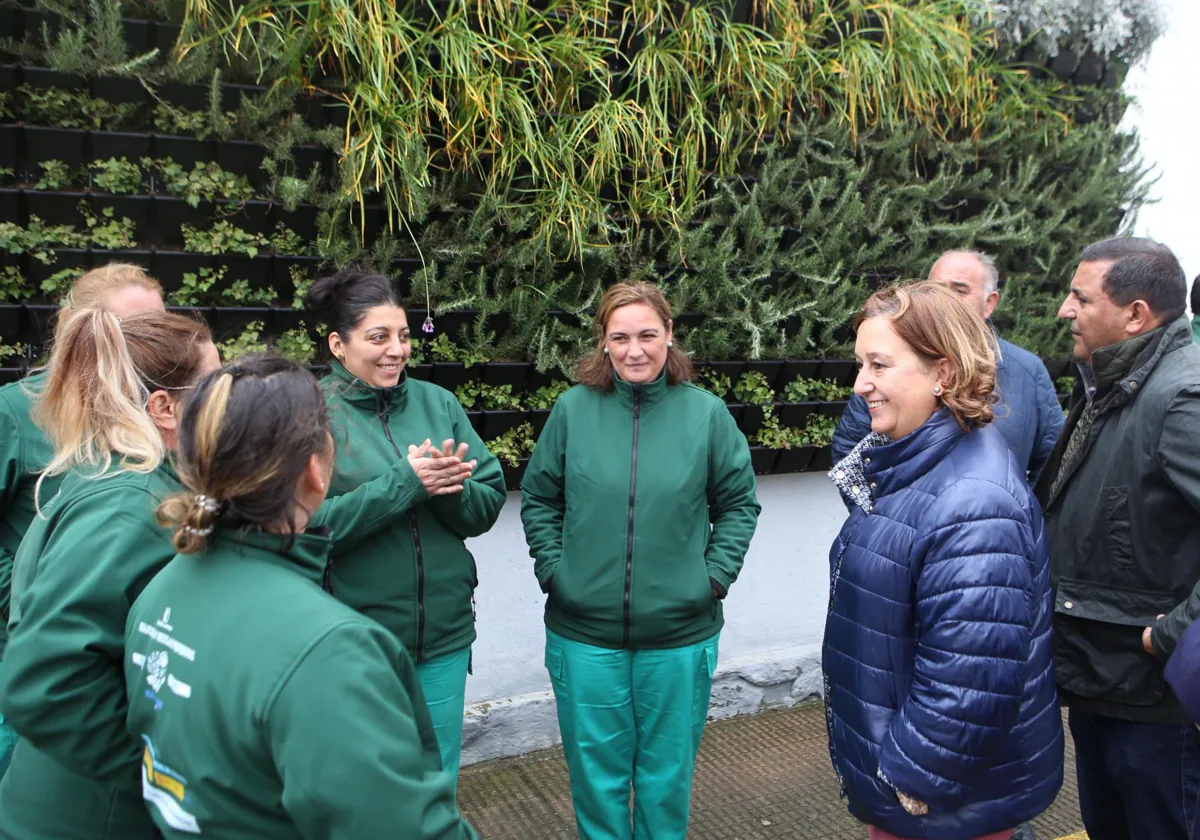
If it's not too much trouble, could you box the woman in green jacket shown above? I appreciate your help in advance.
[125,354,477,839]
[521,281,761,840]
[306,269,506,787]
[0,308,220,840]
[0,262,165,777]
[0,310,436,840]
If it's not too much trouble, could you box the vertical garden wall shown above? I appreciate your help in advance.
[0,0,1160,486]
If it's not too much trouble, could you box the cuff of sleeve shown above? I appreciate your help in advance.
[536,565,557,594]
[707,568,732,598]
[1153,621,1175,659]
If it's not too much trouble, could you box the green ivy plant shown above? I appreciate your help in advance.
[182,220,267,257]
[733,371,774,406]
[149,158,256,207]
[455,381,522,411]
[784,377,852,403]
[694,370,732,400]
[275,323,316,365]
[528,380,571,410]
[751,415,804,450]
[16,85,141,130]
[429,333,486,367]
[91,157,144,194]
[0,266,33,302]
[486,421,537,468]
[170,266,226,306]
[35,160,75,190]
[220,278,276,305]
[81,204,138,250]
[803,414,838,448]
[217,320,268,360]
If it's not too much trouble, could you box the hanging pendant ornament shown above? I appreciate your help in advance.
[422,316,435,334]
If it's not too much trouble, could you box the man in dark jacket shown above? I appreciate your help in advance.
[833,250,1063,481]
[1035,237,1200,840]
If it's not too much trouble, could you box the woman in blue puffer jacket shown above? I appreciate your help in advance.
[822,281,1063,840]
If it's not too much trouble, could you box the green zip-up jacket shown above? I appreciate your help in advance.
[0,372,64,646]
[124,530,477,839]
[321,362,507,663]
[0,455,435,840]
[520,372,761,649]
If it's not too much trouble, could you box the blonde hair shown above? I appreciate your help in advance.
[157,356,331,554]
[576,281,693,391]
[62,262,163,311]
[857,280,997,430]
[35,309,213,487]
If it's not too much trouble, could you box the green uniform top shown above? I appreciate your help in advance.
[0,451,435,839]
[321,362,506,662]
[0,371,64,646]
[520,371,762,650]
[125,529,477,839]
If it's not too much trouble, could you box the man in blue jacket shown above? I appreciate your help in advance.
[833,250,1064,480]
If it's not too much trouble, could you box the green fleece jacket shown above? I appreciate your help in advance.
[520,372,761,649]
[0,372,64,646]
[321,362,506,663]
[124,530,477,839]
[0,455,435,840]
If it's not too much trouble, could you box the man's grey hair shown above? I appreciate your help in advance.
[931,250,1001,296]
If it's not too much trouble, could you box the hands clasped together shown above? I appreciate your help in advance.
[406,439,478,496]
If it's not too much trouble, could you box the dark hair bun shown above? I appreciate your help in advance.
[303,268,401,340]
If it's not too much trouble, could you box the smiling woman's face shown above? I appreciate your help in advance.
[853,316,942,440]
[330,304,411,388]
[604,302,673,384]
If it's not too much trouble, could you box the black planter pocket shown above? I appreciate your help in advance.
[482,362,529,389]
[275,204,319,245]
[0,188,19,224]
[25,190,87,226]
[480,410,527,439]
[21,303,61,350]
[675,312,705,330]
[818,400,849,418]
[154,135,213,172]
[155,24,182,58]
[92,195,152,242]
[292,145,328,177]
[428,310,474,340]
[153,196,211,244]
[24,127,86,168]
[739,404,767,436]
[749,447,778,476]
[0,305,22,339]
[25,248,90,288]
[213,306,272,342]
[432,362,473,391]
[701,360,747,383]
[90,131,152,164]
[778,402,817,428]
[501,458,529,492]
[775,446,815,474]
[819,360,857,386]
[120,19,153,56]
[780,359,822,383]
[530,408,552,437]
[154,251,212,293]
[267,307,305,336]
[408,363,434,382]
[0,367,23,385]
[724,402,746,426]
[220,84,265,113]
[466,410,484,435]
[90,74,145,107]
[809,447,834,472]
[19,67,82,91]
[215,141,267,181]
[348,203,382,243]
[272,255,324,301]
[0,127,18,169]
[746,360,784,391]
[158,82,206,112]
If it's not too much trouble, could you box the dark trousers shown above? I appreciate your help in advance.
[1068,707,1200,840]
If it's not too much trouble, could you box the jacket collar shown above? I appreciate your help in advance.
[327,359,409,410]
[1081,316,1190,404]
[612,366,669,410]
[863,408,966,499]
[211,529,333,587]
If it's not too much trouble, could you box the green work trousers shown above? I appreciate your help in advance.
[545,629,719,840]
[416,645,471,797]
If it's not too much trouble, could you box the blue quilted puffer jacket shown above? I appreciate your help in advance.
[822,410,1063,839]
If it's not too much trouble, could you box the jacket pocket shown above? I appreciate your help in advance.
[1054,578,1176,706]
[1101,487,1135,566]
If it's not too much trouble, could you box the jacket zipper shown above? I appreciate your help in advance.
[377,393,427,663]
[623,389,642,648]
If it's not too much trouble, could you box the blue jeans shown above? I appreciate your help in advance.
[1068,707,1200,840]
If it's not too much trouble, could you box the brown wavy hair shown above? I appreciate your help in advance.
[576,282,693,391]
[857,280,997,430]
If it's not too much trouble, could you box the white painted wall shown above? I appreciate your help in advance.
[1123,0,1200,282]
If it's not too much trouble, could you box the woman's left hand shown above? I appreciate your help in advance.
[1144,614,1166,658]
[896,790,928,816]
